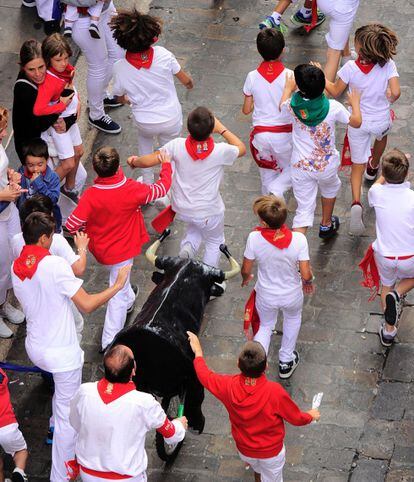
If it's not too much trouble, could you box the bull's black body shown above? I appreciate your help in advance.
[112,255,225,433]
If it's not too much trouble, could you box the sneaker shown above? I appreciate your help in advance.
[60,186,79,204]
[22,0,36,6]
[378,323,396,348]
[290,9,326,28]
[384,291,401,326]
[0,302,25,325]
[63,26,73,38]
[103,97,123,108]
[11,469,28,482]
[319,215,340,240]
[364,158,380,181]
[45,426,54,445]
[88,115,122,134]
[349,203,365,236]
[127,285,138,315]
[89,23,101,39]
[0,318,13,339]
[279,351,300,379]
[259,16,288,34]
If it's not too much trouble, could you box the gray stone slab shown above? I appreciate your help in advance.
[350,457,388,482]
[383,344,414,382]
[370,382,410,421]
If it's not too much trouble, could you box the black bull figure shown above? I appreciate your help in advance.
[111,230,240,433]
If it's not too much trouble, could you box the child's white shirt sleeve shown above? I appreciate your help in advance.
[368,183,381,208]
[243,72,253,97]
[296,232,310,261]
[387,59,399,80]
[168,51,182,75]
[243,232,256,260]
[337,61,352,85]
[219,143,240,166]
[111,63,125,97]
[331,99,351,125]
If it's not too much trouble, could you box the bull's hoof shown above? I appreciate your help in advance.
[189,414,205,434]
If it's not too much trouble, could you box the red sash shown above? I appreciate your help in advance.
[249,125,292,170]
[13,245,50,281]
[355,57,375,75]
[359,244,380,301]
[304,0,318,32]
[65,460,132,480]
[151,205,176,233]
[257,61,284,83]
[244,289,260,338]
[126,49,154,70]
[185,136,215,161]
[255,225,293,249]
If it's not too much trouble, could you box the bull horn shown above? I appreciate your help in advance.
[220,244,241,280]
[145,229,171,266]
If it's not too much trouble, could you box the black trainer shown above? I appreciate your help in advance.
[279,351,300,379]
[89,23,101,39]
[319,215,340,240]
[63,26,73,38]
[103,96,123,108]
[88,115,122,134]
[11,470,28,482]
[127,284,138,315]
[22,0,36,7]
[384,290,401,326]
[379,323,396,348]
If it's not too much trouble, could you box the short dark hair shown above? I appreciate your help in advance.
[253,195,287,229]
[22,138,49,164]
[19,194,53,224]
[294,64,325,99]
[257,28,285,61]
[187,107,215,141]
[22,212,55,245]
[93,146,120,177]
[104,345,135,383]
[238,341,267,378]
[381,149,409,184]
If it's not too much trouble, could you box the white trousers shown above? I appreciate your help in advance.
[374,252,414,287]
[136,117,183,184]
[35,0,60,21]
[72,3,125,121]
[254,292,303,362]
[102,258,135,350]
[0,204,21,305]
[50,367,83,482]
[239,446,286,482]
[179,213,225,268]
[80,470,147,482]
[291,164,341,228]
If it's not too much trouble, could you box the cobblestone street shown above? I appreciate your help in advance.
[1,0,414,480]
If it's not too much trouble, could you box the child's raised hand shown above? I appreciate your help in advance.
[187,331,203,357]
[157,150,171,164]
[7,168,21,185]
[347,89,361,107]
[74,231,90,251]
[310,61,322,70]
[127,156,139,168]
[285,72,297,93]
[114,264,132,289]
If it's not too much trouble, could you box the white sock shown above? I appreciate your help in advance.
[299,7,312,17]
[270,12,282,24]
[384,326,397,337]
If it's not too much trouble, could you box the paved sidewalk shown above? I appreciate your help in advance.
[1,0,414,481]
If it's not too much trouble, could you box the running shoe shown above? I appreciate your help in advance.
[259,16,288,34]
[279,351,300,379]
[290,9,326,28]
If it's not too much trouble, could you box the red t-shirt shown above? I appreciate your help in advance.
[0,368,17,428]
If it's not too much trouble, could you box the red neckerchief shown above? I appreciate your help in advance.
[97,378,136,405]
[24,167,46,180]
[13,245,50,281]
[185,136,215,161]
[126,48,155,70]
[93,167,125,186]
[255,225,293,249]
[48,64,75,83]
[355,57,375,74]
[257,61,284,83]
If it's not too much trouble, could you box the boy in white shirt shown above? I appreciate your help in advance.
[128,108,246,270]
[242,28,293,199]
[325,23,400,235]
[280,64,361,238]
[241,195,314,379]
[361,150,414,347]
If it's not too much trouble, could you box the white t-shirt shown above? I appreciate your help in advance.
[0,145,11,222]
[338,60,398,122]
[243,67,293,126]
[282,99,350,172]
[162,138,239,219]
[11,255,84,373]
[369,182,414,257]
[70,382,185,475]
[244,231,309,300]
[112,46,182,125]
[11,232,80,265]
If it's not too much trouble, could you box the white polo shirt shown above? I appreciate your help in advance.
[11,232,79,265]
[338,60,398,122]
[162,138,239,219]
[243,67,293,127]
[11,255,83,373]
[369,182,414,257]
[112,46,182,125]
[244,231,309,300]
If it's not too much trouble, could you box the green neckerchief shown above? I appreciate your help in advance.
[290,92,330,127]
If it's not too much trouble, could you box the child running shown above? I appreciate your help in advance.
[324,24,400,235]
[242,28,293,199]
[280,64,361,237]
[187,332,320,482]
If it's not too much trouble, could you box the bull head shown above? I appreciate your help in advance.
[145,229,240,280]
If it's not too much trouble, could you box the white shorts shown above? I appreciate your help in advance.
[80,469,147,482]
[239,446,286,482]
[374,252,414,287]
[348,116,392,165]
[0,423,27,456]
[44,122,82,160]
[317,0,360,50]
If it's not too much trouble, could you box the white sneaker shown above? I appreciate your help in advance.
[0,317,13,338]
[349,203,365,236]
[0,302,25,325]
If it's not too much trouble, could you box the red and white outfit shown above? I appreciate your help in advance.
[243,61,293,197]
[282,100,350,228]
[65,2,105,25]
[69,378,185,481]
[162,137,239,268]
[11,246,84,482]
[338,59,399,164]
[244,228,309,361]
[33,65,82,161]
[194,356,312,482]
[369,182,414,287]
[66,164,172,349]
[0,368,27,456]
[112,46,183,183]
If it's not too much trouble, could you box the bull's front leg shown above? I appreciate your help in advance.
[184,376,205,434]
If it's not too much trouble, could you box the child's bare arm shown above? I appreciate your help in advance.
[279,72,296,110]
[387,77,401,103]
[127,152,161,168]
[175,69,194,89]
[241,257,254,287]
[325,78,348,98]
[374,175,386,185]
[242,95,254,115]
[299,260,314,295]
[213,117,246,157]
[347,90,362,128]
